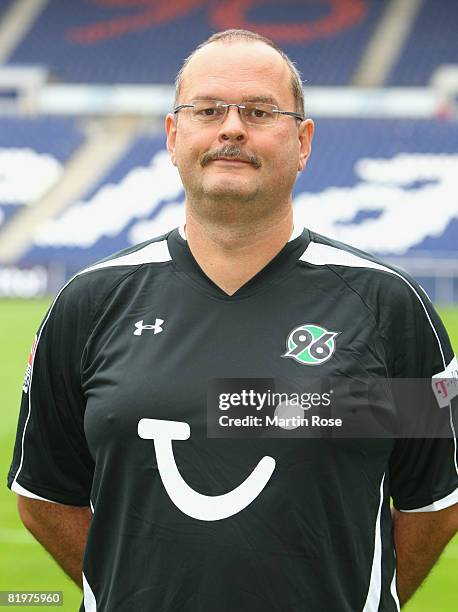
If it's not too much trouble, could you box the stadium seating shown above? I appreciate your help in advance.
[294,117,458,256]
[0,116,84,231]
[0,1,13,17]
[20,134,184,273]
[8,0,385,85]
[387,0,458,86]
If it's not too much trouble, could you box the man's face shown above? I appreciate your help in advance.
[166,41,313,212]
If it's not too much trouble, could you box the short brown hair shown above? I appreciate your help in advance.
[174,29,305,116]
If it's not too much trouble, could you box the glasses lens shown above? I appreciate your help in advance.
[242,103,277,126]
[191,101,226,122]
[185,101,279,125]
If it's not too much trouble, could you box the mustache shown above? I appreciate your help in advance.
[201,145,261,168]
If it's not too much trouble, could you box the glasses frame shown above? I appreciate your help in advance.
[173,100,304,126]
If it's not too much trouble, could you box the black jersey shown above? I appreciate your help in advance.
[8,226,458,612]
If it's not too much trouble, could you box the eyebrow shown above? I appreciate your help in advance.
[190,95,279,105]
[241,95,278,105]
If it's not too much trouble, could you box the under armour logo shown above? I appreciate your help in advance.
[133,319,164,336]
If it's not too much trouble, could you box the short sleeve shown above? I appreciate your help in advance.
[7,278,95,506]
[386,279,458,512]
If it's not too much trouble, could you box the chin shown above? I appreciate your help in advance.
[209,190,257,204]
[203,180,258,203]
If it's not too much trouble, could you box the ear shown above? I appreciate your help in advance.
[165,113,178,166]
[297,118,314,172]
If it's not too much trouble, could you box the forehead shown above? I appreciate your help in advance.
[179,41,294,106]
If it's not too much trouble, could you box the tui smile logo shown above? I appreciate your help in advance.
[283,324,339,365]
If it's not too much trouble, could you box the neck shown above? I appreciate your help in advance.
[184,204,294,296]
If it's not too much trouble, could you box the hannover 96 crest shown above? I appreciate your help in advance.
[283,324,339,365]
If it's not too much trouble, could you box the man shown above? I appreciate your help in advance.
[8,29,458,611]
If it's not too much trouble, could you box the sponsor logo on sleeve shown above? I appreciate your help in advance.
[22,336,37,394]
[432,356,458,408]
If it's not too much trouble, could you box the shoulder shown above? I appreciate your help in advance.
[77,230,172,281]
[301,230,453,374]
[61,230,172,298]
[42,230,174,333]
[301,229,428,311]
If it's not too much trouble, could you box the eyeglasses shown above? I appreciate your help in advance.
[173,100,304,127]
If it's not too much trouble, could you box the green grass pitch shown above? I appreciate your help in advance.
[1,299,457,611]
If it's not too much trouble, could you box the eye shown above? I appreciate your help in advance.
[244,105,275,122]
[251,107,268,118]
[193,103,224,119]
[200,107,218,116]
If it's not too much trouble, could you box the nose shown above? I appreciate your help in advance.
[217,106,248,143]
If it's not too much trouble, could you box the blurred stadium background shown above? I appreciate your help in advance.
[0,0,457,610]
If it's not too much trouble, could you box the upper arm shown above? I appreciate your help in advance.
[17,495,92,530]
[7,278,96,506]
[392,503,458,550]
[384,278,458,513]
